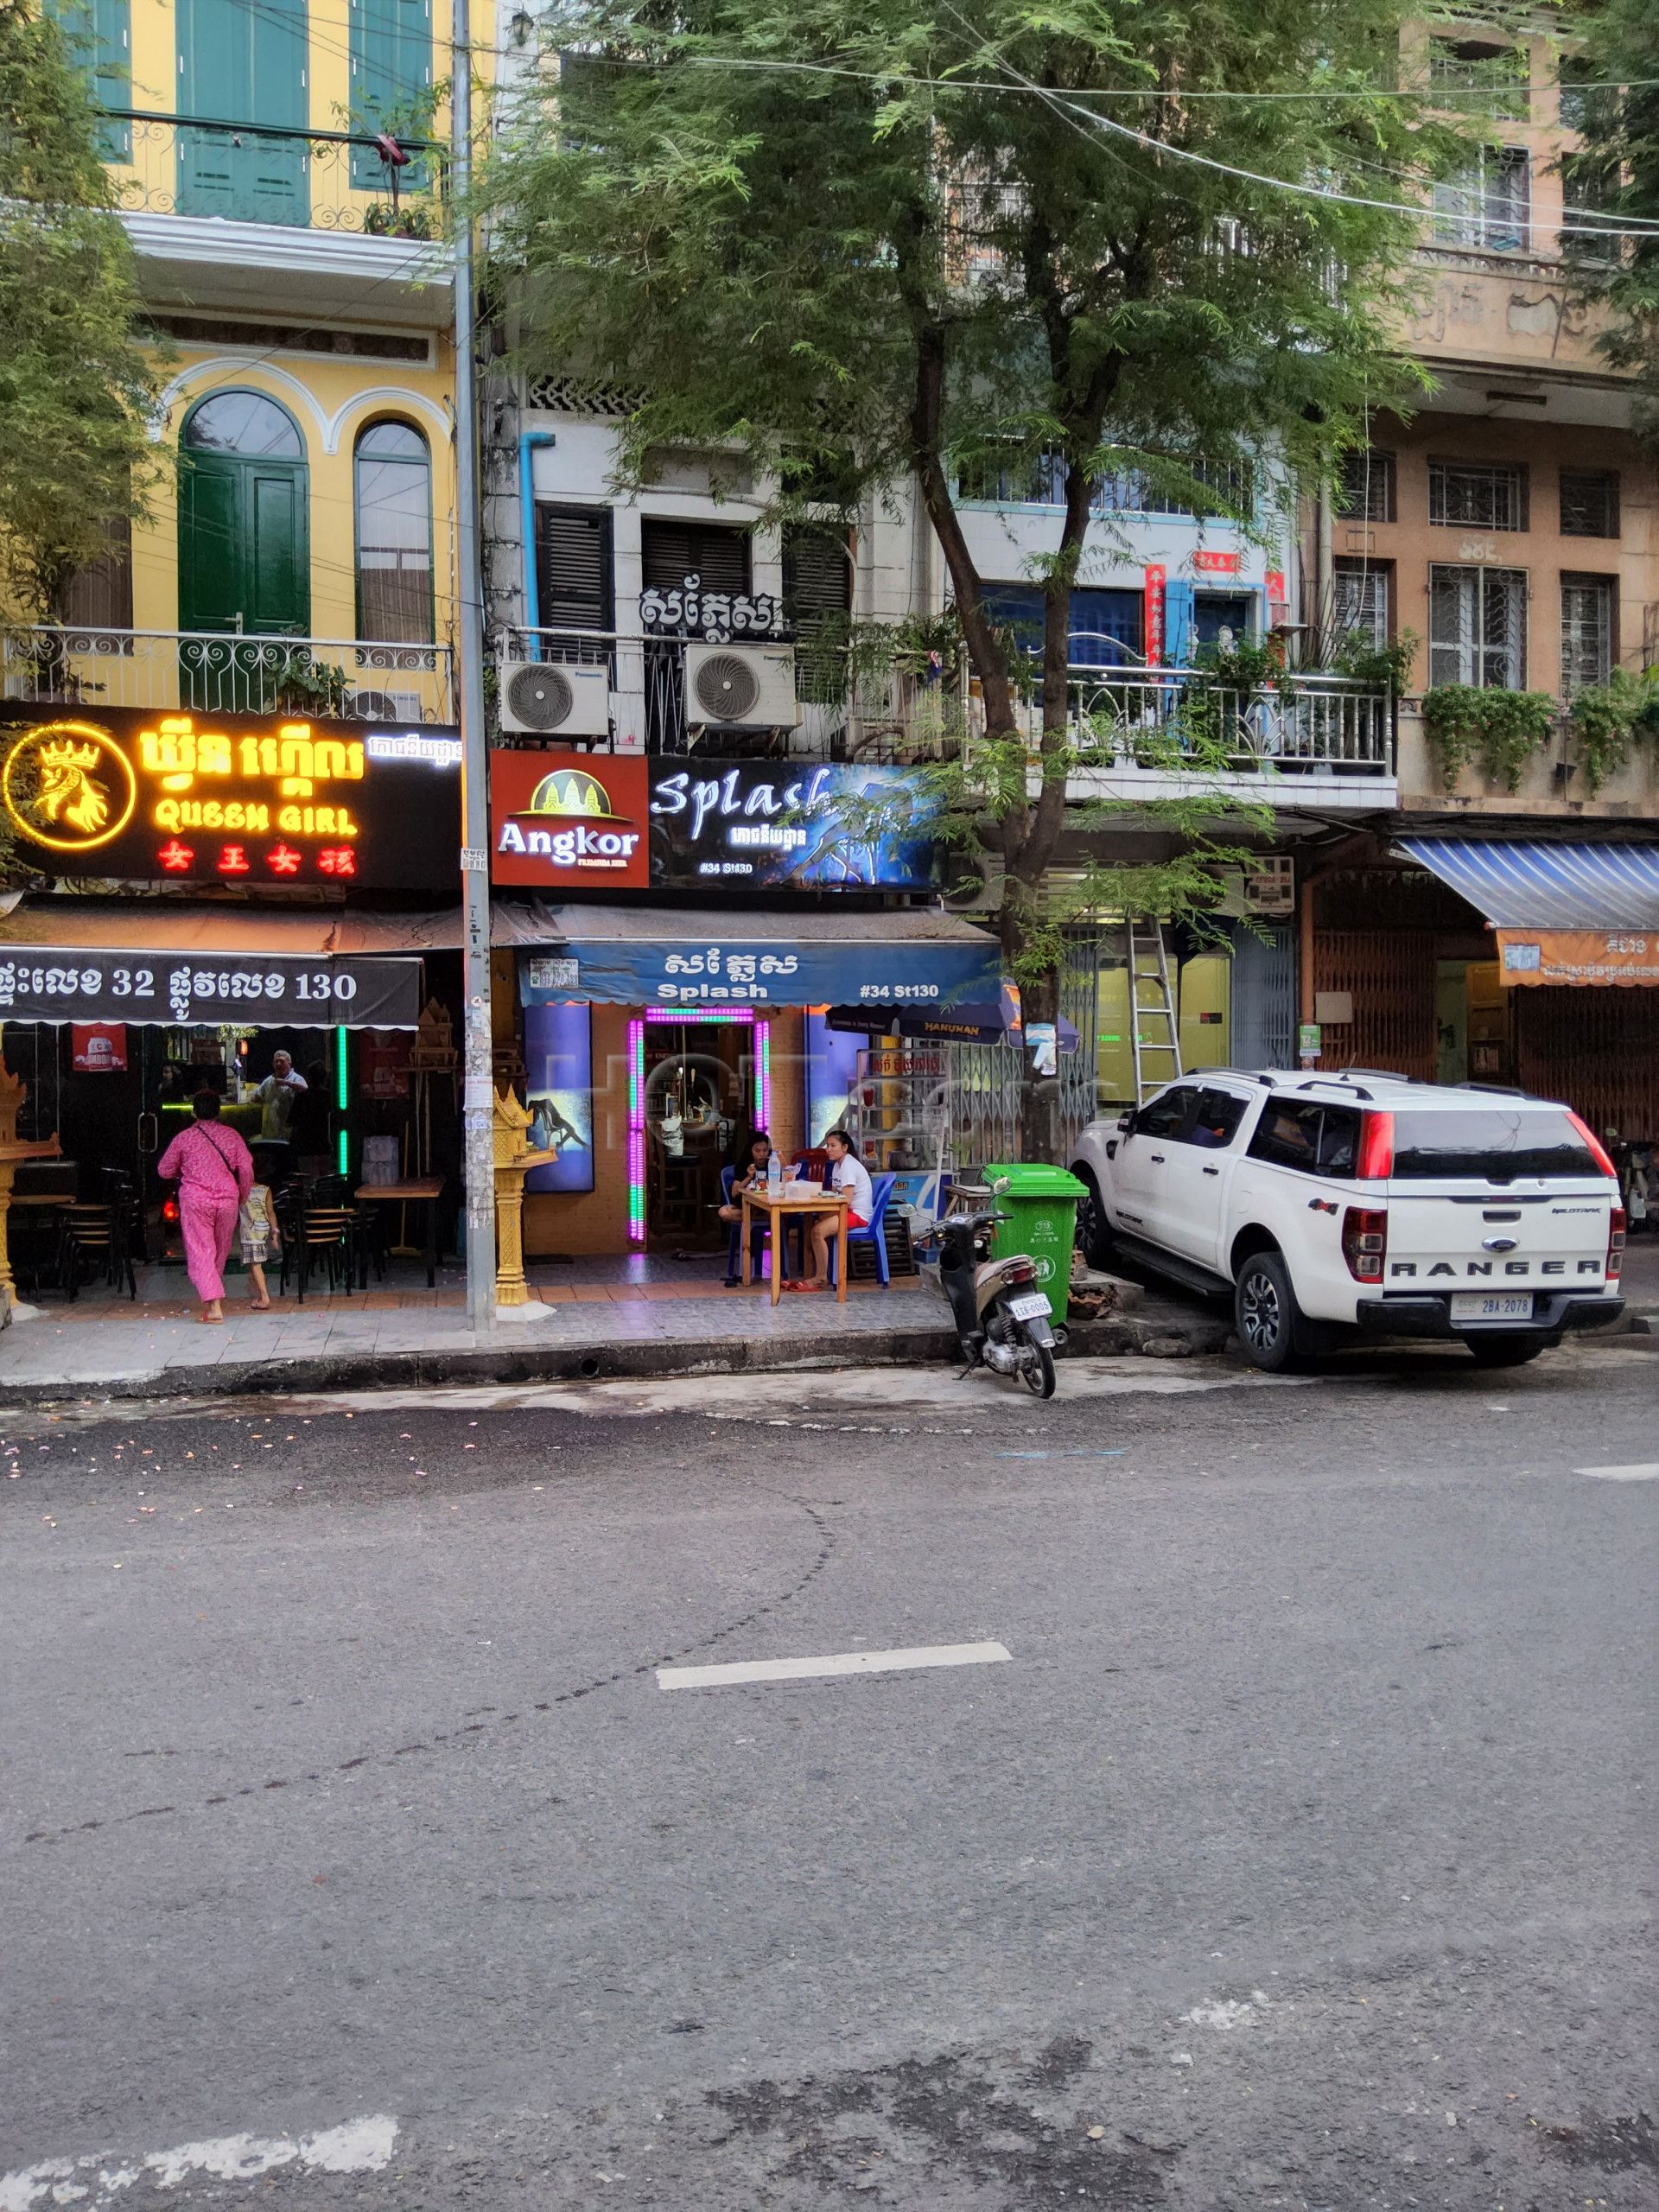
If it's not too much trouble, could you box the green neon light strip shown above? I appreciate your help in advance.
[336,1027,348,1175]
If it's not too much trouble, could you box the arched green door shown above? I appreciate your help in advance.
[178,391,309,708]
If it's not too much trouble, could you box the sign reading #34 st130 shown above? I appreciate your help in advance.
[0,709,461,889]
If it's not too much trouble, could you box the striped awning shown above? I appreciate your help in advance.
[1396,838,1659,929]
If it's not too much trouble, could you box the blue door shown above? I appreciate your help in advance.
[1194,594,1254,650]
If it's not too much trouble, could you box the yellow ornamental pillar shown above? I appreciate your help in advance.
[491,1085,556,1307]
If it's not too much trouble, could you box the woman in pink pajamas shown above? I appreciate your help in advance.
[157,1090,254,1324]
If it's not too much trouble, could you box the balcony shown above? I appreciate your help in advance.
[494,629,1393,802]
[103,114,451,327]
[3,629,456,726]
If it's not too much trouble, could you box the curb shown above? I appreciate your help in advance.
[0,1308,1230,1413]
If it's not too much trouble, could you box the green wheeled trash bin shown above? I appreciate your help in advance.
[980,1162,1088,1328]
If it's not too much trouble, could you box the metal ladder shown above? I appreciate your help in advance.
[1127,918,1182,1103]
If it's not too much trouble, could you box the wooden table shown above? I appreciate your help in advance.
[354,1177,444,1289]
[741,1189,850,1306]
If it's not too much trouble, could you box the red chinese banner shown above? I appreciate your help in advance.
[1143,565,1166,664]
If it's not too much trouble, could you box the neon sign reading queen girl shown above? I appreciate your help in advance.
[0,710,461,890]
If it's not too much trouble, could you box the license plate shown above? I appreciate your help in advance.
[1452,1292,1534,1321]
[1008,1292,1051,1321]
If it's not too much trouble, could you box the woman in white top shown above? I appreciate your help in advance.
[791,1128,874,1294]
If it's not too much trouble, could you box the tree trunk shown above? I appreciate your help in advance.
[998,876,1065,1165]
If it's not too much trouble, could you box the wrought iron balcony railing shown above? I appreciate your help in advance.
[1063,668,1394,775]
[100,111,443,239]
[494,629,1392,777]
[3,628,456,725]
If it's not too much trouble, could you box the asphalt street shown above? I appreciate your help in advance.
[3,1340,1656,2210]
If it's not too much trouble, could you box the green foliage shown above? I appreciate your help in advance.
[269,652,350,716]
[1422,683,1556,792]
[1562,0,1659,431]
[0,0,161,626]
[1331,628,1416,694]
[1568,666,1659,793]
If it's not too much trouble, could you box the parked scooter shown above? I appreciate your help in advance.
[913,1181,1059,1397]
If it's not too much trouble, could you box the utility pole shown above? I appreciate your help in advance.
[451,0,496,1333]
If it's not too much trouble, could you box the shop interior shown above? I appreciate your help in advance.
[3,982,461,1303]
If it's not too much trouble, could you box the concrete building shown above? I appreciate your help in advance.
[1298,24,1658,1144]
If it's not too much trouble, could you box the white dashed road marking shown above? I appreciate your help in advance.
[658,1640,1011,1691]
[0,2117,397,2211]
[1572,1462,1659,1481]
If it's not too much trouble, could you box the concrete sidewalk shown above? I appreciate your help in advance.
[0,1255,1225,1408]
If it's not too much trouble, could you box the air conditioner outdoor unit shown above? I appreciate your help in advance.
[499,660,613,739]
[684,643,798,728]
[346,688,423,722]
[941,854,1004,914]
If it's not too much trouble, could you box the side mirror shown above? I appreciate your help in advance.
[1116,1111,1135,1135]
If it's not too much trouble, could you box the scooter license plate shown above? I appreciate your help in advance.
[1008,1292,1052,1321]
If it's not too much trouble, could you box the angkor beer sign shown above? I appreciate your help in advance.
[0,709,461,888]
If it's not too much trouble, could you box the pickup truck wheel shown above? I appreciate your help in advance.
[1234,1249,1319,1373]
[1465,1333,1550,1368]
[1074,1173,1116,1271]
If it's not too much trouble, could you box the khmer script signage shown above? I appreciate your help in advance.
[638,573,785,643]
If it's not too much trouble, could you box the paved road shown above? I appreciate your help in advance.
[3,1342,1656,2209]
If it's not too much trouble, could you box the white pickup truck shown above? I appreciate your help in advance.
[1071,1070,1626,1370]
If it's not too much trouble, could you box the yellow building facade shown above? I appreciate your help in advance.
[50,0,463,724]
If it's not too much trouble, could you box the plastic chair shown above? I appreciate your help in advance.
[721,1165,779,1285]
[827,1172,896,1288]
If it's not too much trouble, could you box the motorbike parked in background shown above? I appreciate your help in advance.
[913,1181,1059,1397]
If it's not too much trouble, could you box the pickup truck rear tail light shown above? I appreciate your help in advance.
[1342,1206,1389,1282]
[1608,1205,1627,1281]
[1567,1110,1618,1180]
[1356,1110,1394,1180]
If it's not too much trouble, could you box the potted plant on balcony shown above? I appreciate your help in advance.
[1568,667,1659,795]
[1422,683,1556,792]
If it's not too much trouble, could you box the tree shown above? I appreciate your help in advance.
[1560,0,1659,431]
[0,0,159,628]
[484,0,1470,1156]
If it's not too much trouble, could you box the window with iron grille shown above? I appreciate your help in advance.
[1429,459,1528,531]
[1432,147,1531,251]
[1560,574,1616,697]
[1560,469,1619,538]
[1429,566,1528,689]
[1560,153,1624,265]
[1332,560,1390,646]
[1427,37,1529,121]
[1335,448,1395,522]
[1557,52,1614,137]
[956,447,1249,517]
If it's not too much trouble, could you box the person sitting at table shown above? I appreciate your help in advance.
[718,1131,775,1287]
[788,1128,873,1295]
